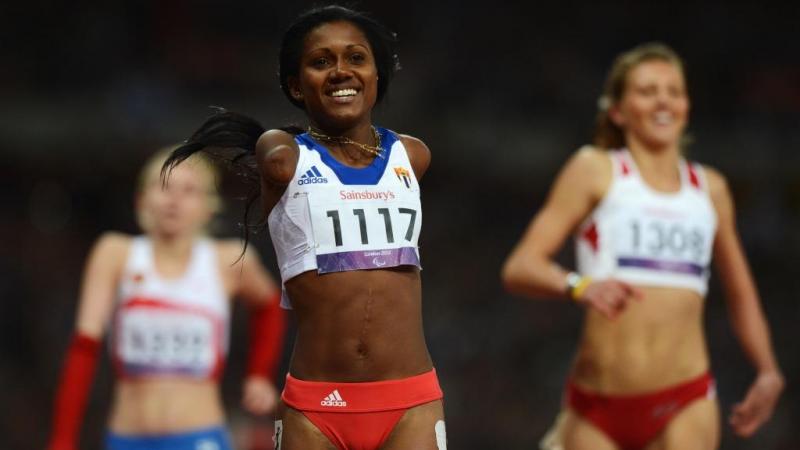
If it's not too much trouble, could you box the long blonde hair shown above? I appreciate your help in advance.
[593,42,687,150]
[136,147,221,233]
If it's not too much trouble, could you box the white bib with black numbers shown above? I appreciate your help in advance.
[113,237,229,379]
[268,127,422,308]
[116,306,216,372]
[575,149,717,296]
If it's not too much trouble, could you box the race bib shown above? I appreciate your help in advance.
[307,191,421,273]
[612,210,711,276]
[116,304,218,377]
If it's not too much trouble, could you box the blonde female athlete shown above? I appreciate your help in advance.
[502,43,784,450]
[48,150,285,450]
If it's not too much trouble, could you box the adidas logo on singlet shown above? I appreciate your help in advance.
[298,166,328,185]
[320,389,347,407]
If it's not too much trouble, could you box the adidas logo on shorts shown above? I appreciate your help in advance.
[320,389,347,407]
[298,166,328,185]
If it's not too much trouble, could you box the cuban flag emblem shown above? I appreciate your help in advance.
[394,167,411,188]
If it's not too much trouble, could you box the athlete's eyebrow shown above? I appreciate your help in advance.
[307,43,372,54]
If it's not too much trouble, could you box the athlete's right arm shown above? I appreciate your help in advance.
[74,233,128,337]
[48,232,128,450]
[502,147,605,297]
[255,129,300,212]
[501,148,642,318]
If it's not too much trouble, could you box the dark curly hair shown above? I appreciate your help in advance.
[279,5,400,109]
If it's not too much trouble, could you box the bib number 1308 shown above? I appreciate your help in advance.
[325,207,417,247]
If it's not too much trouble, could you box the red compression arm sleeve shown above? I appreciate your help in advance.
[246,293,286,381]
[48,333,101,450]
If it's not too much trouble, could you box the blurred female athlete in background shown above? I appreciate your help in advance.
[163,5,446,450]
[48,150,286,450]
[503,43,784,450]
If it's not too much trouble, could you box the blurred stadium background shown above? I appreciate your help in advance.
[1,1,797,449]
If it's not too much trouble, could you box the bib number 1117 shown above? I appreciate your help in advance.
[326,207,416,247]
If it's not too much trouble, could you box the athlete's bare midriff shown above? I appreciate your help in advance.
[571,285,709,394]
[108,379,224,434]
[285,266,433,382]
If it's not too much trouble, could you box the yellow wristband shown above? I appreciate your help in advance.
[566,272,592,301]
[571,276,592,301]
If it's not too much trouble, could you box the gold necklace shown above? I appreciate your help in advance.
[307,126,384,159]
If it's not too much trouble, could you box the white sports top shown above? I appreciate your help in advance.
[112,236,229,379]
[268,127,422,308]
[575,149,717,296]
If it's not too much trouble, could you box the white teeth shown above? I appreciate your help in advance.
[331,89,357,97]
[653,111,673,125]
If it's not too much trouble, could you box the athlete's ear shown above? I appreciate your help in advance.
[133,192,142,214]
[608,104,626,127]
[133,192,152,233]
[287,77,303,101]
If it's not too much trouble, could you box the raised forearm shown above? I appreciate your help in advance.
[727,294,781,374]
[502,250,570,300]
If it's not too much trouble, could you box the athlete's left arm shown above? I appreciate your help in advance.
[226,242,280,307]
[707,167,785,438]
[400,134,431,181]
[221,241,286,415]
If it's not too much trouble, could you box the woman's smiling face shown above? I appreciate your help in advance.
[612,59,690,151]
[290,21,379,130]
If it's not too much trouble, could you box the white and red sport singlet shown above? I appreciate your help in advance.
[112,236,229,379]
[575,149,717,296]
[268,127,422,308]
